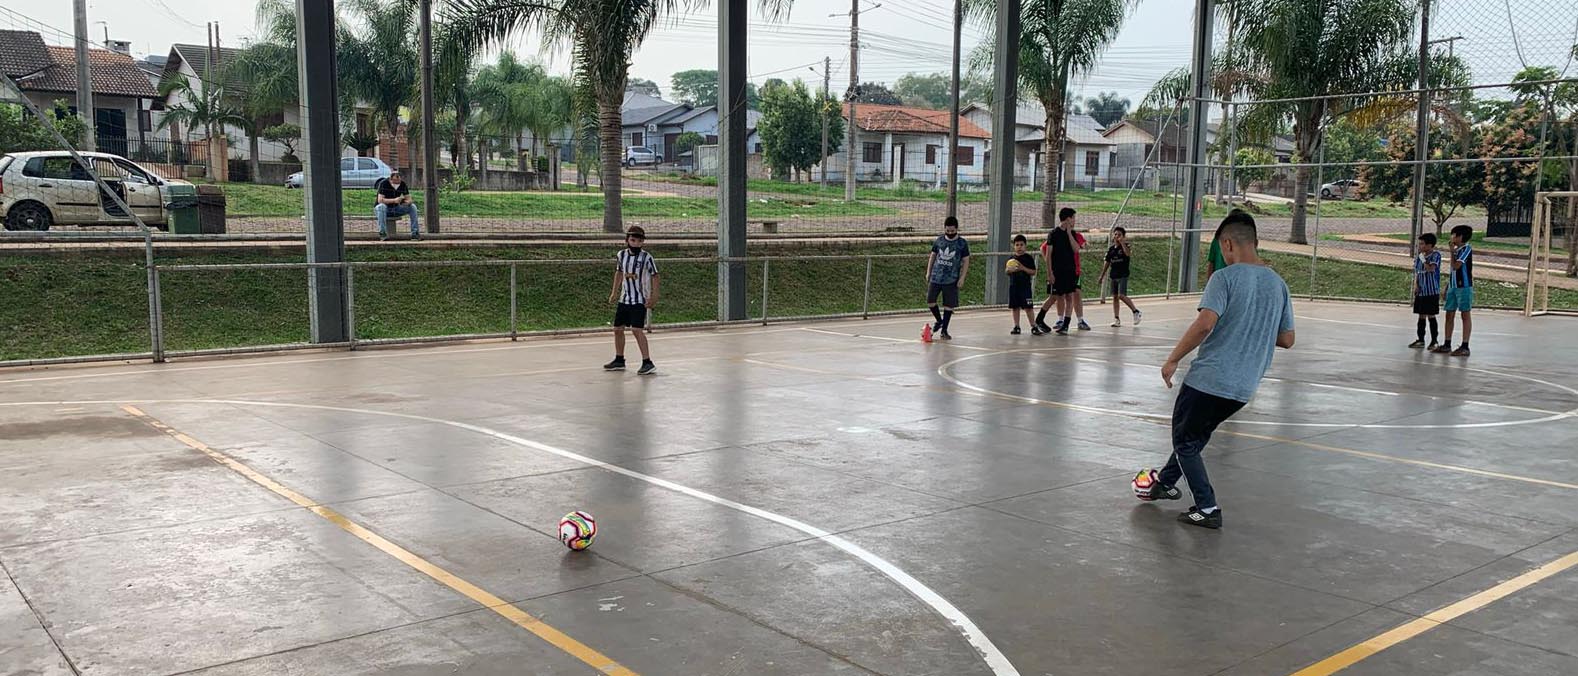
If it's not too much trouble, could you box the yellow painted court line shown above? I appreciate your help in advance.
[119,405,638,676]
[1290,549,1578,676]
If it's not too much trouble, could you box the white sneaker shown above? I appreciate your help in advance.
[1111,320,1122,327]
[1133,311,1142,326]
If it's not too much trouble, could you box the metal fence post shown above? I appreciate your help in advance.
[346,265,358,350]
[760,259,771,325]
[509,263,519,340]
[862,256,874,319]
[149,264,165,363]
[1308,144,1326,301]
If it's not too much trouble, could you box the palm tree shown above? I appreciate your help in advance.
[441,0,792,233]
[157,74,248,175]
[339,0,419,169]
[523,74,572,167]
[229,41,299,182]
[472,53,543,172]
[966,0,1138,229]
[1234,0,1419,244]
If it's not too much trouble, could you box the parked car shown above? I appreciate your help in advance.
[1319,178,1366,200]
[622,146,658,168]
[0,151,191,231]
[285,156,394,188]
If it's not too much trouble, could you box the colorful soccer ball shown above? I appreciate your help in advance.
[1132,469,1160,501]
[558,511,597,551]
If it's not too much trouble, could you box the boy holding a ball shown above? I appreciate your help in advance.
[1007,234,1041,335]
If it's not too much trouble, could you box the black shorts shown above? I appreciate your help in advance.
[1008,284,1034,309]
[1412,294,1440,315]
[1050,271,1080,296]
[927,282,960,308]
[613,302,649,328]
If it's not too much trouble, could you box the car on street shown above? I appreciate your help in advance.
[0,150,192,231]
[285,156,394,188]
[1319,178,1366,200]
[623,146,658,168]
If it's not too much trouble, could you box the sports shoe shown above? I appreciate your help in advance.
[1430,344,1452,354]
[1077,319,1091,331]
[637,360,657,375]
[1152,484,1182,501]
[1055,321,1069,335]
[603,356,626,371]
[1427,341,1438,351]
[1011,326,1022,335]
[1408,339,1426,349]
[1133,311,1142,325]
[1030,325,1045,336]
[1178,506,1222,529]
[378,233,388,241]
[411,233,422,241]
[1451,345,1470,357]
[938,331,952,341]
[1036,321,1053,333]
[1111,319,1123,327]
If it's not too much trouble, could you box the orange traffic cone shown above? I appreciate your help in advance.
[921,324,933,343]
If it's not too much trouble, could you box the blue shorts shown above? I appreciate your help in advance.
[1444,286,1474,312]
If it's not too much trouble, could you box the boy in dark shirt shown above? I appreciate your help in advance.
[373,171,421,241]
[1037,207,1084,334]
[925,216,971,340]
[1097,226,1142,327]
[1007,234,1042,335]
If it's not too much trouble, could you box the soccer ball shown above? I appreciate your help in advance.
[558,511,597,551]
[1132,469,1160,501]
[1005,259,1023,274]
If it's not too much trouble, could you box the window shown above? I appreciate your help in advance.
[925,144,939,164]
[25,157,89,180]
[138,109,153,133]
[339,158,357,171]
[113,159,154,184]
[862,142,882,163]
[1085,151,1100,176]
[754,143,763,154]
[630,132,644,147]
[954,146,974,166]
[357,158,378,170]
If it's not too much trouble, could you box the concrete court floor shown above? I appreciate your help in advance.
[2,298,1576,676]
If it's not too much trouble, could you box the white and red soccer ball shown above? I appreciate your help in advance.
[558,511,597,551]
[1132,469,1160,501]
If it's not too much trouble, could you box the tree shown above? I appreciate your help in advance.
[473,53,563,171]
[1321,118,1386,181]
[1232,147,1275,190]
[261,123,302,163]
[673,131,704,161]
[0,101,88,154]
[442,0,793,233]
[967,0,1138,229]
[339,0,419,168]
[1082,91,1129,127]
[627,77,661,97]
[854,82,902,105]
[671,69,718,107]
[1235,0,1419,244]
[156,74,248,172]
[229,41,298,182]
[759,79,841,181]
[1363,123,1485,233]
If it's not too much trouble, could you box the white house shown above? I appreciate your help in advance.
[153,43,303,163]
[0,30,160,159]
[961,101,1115,190]
[820,103,991,185]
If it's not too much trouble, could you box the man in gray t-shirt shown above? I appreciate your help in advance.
[1144,210,1295,529]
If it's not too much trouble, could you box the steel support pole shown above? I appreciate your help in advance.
[717,0,749,320]
[297,0,348,343]
[1177,0,1215,293]
[861,257,873,319]
[420,0,441,233]
[760,260,771,324]
[945,0,963,218]
[346,265,358,349]
[1409,0,1433,255]
[509,263,519,339]
[984,0,1020,305]
[150,266,165,362]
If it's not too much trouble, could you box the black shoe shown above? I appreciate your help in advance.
[1036,321,1053,334]
[1427,341,1438,351]
[637,360,656,375]
[378,233,388,241]
[1055,323,1069,335]
[1451,345,1470,357]
[1011,326,1022,335]
[1077,319,1092,331]
[1408,339,1426,349]
[603,357,626,371]
[1030,325,1045,336]
[411,233,422,241]
[1151,484,1183,501]
[938,331,952,341]
[1178,506,1222,529]
[1430,344,1452,354]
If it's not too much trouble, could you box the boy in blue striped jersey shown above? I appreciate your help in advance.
[605,226,660,375]
[1409,232,1442,350]
[1431,224,1475,357]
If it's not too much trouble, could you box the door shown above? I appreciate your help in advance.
[890,143,905,183]
[339,157,359,187]
[96,108,129,158]
[23,156,97,223]
[662,133,679,162]
[111,158,166,224]
[357,158,380,187]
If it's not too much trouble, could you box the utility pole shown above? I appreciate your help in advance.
[419,0,440,233]
[945,0,962,218]
[1409,0,1432,254]
[820,56,831,189]
[844,0,861,202]
[73,0,94,151]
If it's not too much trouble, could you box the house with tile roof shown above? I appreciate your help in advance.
[621,92,763,163]
[0,30,160,158]
[819,103,992,185]
[961,101,1117,190]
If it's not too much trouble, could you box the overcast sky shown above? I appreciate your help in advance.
[3,0,1572,109]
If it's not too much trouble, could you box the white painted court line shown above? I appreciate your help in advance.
[1295,314,1524,338]
[0,398,1023,676]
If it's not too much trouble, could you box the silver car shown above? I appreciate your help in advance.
[0,150,191,231]
[285,156,394,188]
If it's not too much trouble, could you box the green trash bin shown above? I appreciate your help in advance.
[164,184,200,234]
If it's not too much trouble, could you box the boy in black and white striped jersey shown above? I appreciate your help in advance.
[605,226,659,375]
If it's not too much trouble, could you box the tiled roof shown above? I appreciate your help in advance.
[15,45,158,99]
[0,30,53,79]
[166,43,247,93]
[843,103,990,139]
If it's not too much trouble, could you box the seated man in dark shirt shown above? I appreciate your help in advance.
[373,171,420,241]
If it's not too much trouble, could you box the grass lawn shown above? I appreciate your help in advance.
[5,239,1570,362]
[219,183,897,220]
